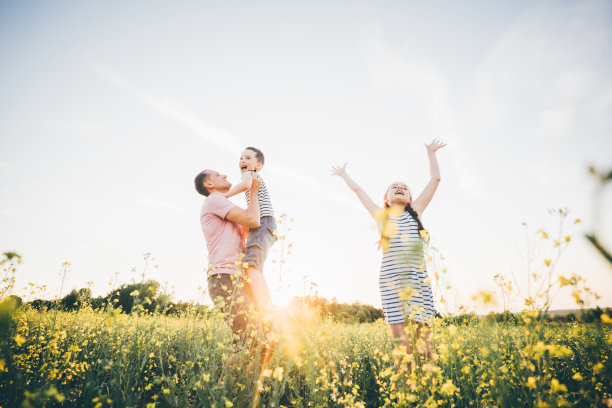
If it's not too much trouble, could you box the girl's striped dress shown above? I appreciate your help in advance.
[379,211,435,324]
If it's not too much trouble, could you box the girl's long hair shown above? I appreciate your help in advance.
[384,201,425,232]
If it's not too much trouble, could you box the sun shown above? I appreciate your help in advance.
[269,284,297,307]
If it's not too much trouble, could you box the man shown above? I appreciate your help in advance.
[194,168,268,353]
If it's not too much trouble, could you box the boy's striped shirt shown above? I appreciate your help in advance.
[245,177,275,218]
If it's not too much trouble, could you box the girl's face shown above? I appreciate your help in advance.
[385,182,412,207]
[239,149,262,174]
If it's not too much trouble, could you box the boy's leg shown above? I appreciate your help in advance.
[246,267,273,311]
[244,217,279,340]
[246,266,278,341]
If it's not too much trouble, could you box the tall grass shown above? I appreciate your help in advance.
[0,304,610,407]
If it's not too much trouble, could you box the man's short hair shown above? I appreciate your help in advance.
[245,146,265,165]
[194,170,211,196]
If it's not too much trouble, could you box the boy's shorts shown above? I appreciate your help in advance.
[244,216,277,271]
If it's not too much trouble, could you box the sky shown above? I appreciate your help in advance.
[1,0,611,314]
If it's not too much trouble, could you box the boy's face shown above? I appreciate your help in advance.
[239,149,263,174]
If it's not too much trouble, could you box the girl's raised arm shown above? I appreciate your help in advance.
[413,139,446,216]
[331,163,381,222]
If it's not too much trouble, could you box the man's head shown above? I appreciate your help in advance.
[239,147,265,174]
[194,170,232,196]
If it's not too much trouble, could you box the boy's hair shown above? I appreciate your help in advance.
[194,170,210,196]
[245,146,265,165]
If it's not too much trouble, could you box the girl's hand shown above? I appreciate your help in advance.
[331,163,348,177]
[425,139,447,152]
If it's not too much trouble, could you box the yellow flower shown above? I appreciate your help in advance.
[14,335,26,347]
[162,388,170,394]
[401,287,415,301]
[0,359,5,372]
[527,377,537,389]
[550,379,567,393]
[572,372,583,381]
[273,366,284,382]
[601,314,612,324]
[558,275,571,287]
[262,369,272,377]
[472,291,496,305]
[147,404,156,408]
[149,352,155,358]
[440,380,459,396]
[381,223,397,240]
[593,363,603,374]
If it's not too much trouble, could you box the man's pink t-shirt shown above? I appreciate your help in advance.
[200,193,245,276]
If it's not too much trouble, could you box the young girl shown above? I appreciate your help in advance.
[331,139,446,362]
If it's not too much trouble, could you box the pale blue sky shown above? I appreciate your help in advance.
[1,0,611,312]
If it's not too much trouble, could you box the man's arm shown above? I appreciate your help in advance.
[225,173,261,228]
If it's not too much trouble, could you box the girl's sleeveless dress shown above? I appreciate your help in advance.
[379,211,435,324]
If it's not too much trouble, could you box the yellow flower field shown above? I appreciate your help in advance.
[1,301,610,408]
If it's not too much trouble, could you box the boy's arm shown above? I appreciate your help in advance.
[224,172,253,198]
[331,163,381,222]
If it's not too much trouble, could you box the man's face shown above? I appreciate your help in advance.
[205,170,232,193]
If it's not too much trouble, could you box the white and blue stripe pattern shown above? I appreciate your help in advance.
[245,177,274,218]
[379,211,435,324]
